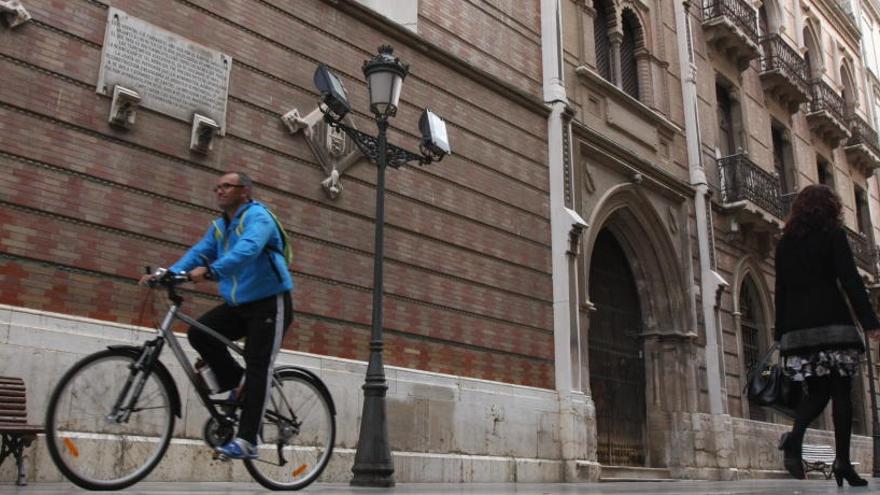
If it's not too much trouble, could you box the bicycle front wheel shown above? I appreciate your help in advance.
[244,369,335,490]
[45,349,176,490]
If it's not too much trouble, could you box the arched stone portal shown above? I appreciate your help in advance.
[582,185,702,472]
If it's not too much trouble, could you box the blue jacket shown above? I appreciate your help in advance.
[170,201,294,306]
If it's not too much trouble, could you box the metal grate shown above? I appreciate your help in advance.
[718,153,786,219]
[740,279,766,421]
[702,0,760,45]
[594,0,612,82]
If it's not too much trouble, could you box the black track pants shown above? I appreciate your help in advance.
[188,292,293,444]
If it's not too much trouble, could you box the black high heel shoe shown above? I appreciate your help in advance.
[778,432,805,480]
[832,459,868,487]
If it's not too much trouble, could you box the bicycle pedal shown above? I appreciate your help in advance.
[213,451,230,462]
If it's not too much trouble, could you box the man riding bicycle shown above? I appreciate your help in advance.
[141,171,293,460]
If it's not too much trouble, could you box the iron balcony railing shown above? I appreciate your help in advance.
[808,79,848,125]
[702,0,760,45]
[845,227,877,274]
[718,153,786,220]
[760,34,810,97]
[848,114,880,158]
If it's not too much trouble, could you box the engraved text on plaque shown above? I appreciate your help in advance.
[96,8,233,134]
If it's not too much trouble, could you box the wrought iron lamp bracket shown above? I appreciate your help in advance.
[327,117,433,168]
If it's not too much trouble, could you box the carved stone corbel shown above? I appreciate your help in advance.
[281,107,363,200]
[0,0,31,28]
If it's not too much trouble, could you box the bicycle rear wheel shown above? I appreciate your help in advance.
[45,349,175,490]
[244,369,335,490]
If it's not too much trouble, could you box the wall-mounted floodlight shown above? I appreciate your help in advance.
[314,64,351,121]
[419,109,450,160]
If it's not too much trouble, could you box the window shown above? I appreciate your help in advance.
[817,158,834,187]
[593,0,613,82]
[716,80,743,157]
[855,186,872,236]
[621,9,642,100]
[772,123,794,194]
[740,276,767,422]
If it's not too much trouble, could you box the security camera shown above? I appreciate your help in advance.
[419,109,450,161]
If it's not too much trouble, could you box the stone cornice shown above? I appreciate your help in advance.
[810,0,861,49]
[571,119,695,201]
[326,0,551,117]
[574,65,682,139]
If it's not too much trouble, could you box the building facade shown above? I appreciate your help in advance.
[1,0,880,484]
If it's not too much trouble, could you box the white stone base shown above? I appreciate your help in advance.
[0,304,589,483]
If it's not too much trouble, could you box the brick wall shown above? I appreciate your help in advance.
[0,0,554,387]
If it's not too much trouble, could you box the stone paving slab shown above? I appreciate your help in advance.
[7,480,880,495]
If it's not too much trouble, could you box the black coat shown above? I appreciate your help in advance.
[774,226,880,348]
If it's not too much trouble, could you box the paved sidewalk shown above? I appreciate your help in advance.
[8,480,880,494]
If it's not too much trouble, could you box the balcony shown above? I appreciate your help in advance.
[806,79,850,147]
[846,228,878,275]
[844,114,880,172]
[760,35,810,113]
[718,153,786,231]
[701,0,761,71]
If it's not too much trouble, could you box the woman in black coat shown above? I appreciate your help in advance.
[775,184,880,485]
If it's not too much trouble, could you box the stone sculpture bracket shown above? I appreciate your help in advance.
[0,0,31,28]
[282,107,363,200]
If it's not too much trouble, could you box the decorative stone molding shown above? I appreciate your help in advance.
[565,207,589,256]
[107,85,141,130]
[281,107,362,200]
[190,114,219,154]
[0,0,30,28]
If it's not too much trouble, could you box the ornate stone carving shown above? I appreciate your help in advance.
[282,107,362,200]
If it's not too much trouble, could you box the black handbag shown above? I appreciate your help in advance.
[744,343,802,417]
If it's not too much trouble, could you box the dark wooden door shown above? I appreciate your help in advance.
[588,229,646,466]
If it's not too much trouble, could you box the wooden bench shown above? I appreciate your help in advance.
[802,443,859,479]
[0,376,44,486]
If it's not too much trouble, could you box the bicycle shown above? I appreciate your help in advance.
[44,268,336,491]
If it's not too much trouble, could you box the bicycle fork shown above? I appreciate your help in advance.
[107,338,165,424]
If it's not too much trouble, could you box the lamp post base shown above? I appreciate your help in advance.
[351,470,396,487]
[350,385,395,487]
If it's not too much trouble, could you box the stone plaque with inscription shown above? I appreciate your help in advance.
[96,8,232,134]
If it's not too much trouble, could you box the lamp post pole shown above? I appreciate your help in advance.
[350,116,395,487]
[310,46,449,487]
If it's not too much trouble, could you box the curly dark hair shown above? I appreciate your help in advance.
[783,184,842,238]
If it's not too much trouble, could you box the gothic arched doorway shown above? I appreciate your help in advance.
[588,227,646,466]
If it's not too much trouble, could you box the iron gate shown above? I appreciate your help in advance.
[588,229,646,466]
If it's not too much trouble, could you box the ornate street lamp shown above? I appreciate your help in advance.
[313,45,450,487]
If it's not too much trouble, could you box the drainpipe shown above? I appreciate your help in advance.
[673,0,729,416]
[541,0,590,480]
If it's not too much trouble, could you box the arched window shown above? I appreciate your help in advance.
[593,0,614,82]
[621,9,642,100]
[740,275,768,421]
[758,0,781,35]
[803,25,822,80]
[841,64,857,115]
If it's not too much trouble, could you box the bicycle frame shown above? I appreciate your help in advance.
[122,282,250,427]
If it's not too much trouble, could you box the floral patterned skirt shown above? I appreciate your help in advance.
[783,349,861,381]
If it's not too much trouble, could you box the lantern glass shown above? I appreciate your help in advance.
[368,70,403,116]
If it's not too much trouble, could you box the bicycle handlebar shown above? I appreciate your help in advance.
[145,267,191,288]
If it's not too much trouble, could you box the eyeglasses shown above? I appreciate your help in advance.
[213,183,245,193]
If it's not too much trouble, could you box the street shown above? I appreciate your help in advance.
[7,480,880,495]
